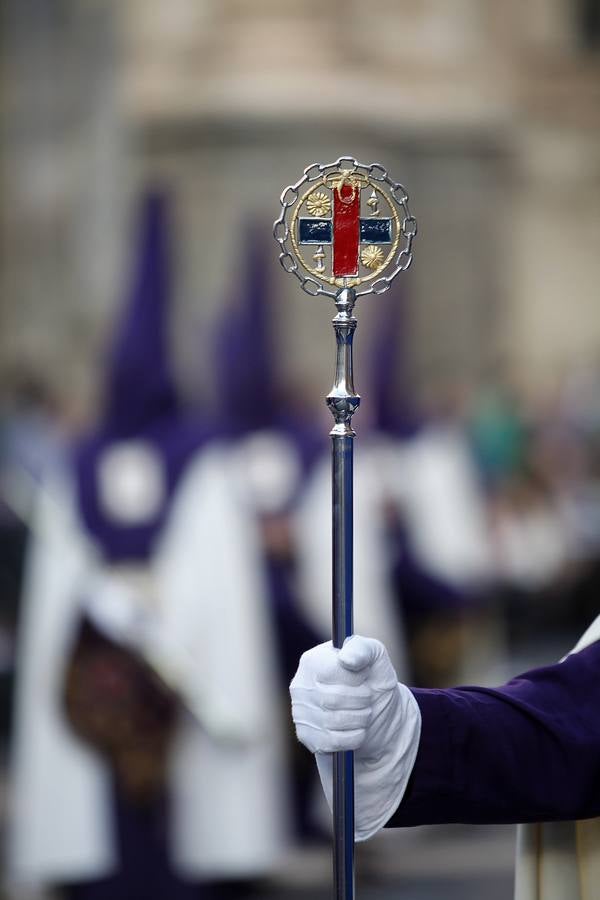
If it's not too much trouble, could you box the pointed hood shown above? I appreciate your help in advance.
[212,221,325,510]
[73,189,216,562]
[369,281,420,439]
[103,190,179,437]
[213,223,278,435]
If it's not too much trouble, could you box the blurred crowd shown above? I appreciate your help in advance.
[1,190,600,899]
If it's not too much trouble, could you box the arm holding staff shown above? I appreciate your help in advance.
[291,631,600,832]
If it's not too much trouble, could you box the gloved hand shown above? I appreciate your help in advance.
[290,635,421,841]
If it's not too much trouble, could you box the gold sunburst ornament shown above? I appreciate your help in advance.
[360,246,385,269]
[306,191,331,217]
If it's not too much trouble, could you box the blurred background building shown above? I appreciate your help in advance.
[3,1,600,412]
[2,2,600,899]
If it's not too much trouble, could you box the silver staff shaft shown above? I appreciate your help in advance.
[326,287,360,900]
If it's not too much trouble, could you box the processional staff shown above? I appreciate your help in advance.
[274,157,417,900]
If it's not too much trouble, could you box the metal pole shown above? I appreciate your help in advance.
[326,286,359,900]
[274,155,416,900]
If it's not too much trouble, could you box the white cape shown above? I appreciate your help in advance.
[8,445,289,886]
[382,426,492,591]
[515,615,600,900]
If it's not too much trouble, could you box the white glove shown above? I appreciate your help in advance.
[290,635,421,841]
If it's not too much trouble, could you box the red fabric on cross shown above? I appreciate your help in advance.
[333,181,360,277]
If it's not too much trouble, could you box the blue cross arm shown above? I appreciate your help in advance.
[299,218,332,244]
[360,219,392,244]
[298,217,392,245]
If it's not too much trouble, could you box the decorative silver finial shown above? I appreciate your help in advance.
[327,288,359,438]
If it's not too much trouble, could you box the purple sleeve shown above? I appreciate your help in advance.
[387,640,600,826]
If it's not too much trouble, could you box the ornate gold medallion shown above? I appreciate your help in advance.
[274,158,416,298]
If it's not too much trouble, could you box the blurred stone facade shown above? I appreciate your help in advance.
[2,1,600,417]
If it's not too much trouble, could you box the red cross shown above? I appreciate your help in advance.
[333,181,360,278]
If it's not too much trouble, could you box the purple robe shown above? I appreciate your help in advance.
[388,639,600,826]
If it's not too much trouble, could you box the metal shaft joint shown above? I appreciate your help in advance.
[326,288,360,437]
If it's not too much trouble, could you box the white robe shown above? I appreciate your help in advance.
[514,614,600,900]
[381,426,493,591]
[8,444,289,886]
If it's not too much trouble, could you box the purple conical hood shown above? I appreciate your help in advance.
[103,190,179,437]
[73,190,217,562]
[369,281,421,438]
[213,223,278,435]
